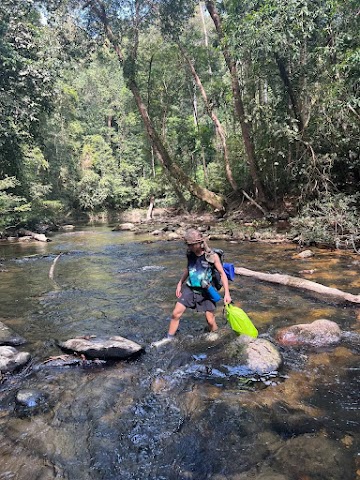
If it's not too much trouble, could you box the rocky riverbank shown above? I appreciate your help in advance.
[112,206,293,245]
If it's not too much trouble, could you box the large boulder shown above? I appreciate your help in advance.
[0,320,26,346]
[57,335,144,360]
[0,346,31,373]
[227,336,282,374]
[275,319,341,347]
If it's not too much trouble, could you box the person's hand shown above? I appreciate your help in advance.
[223,293,232,305]
[176,282,182,298]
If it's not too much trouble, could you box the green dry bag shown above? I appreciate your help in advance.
[225,304,258,338]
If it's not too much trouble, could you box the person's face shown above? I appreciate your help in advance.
[186,240,203,254]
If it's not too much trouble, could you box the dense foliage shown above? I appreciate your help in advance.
[0,0,359,239]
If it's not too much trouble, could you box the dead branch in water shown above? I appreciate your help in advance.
[49,254,62,280]
[235,266,360,304]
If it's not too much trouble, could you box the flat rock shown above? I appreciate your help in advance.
[227,336,282,374]
[0,346,31,373]
[295,249,314,258]
[275,319,341,347]
[57,336,144,360]
[0,320,26,346]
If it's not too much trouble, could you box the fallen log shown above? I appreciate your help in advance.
[234,266,360,304]
[18,229,50,242]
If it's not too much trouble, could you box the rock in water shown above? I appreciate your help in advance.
[275,319,341,347]
[57,336,144,360]
[112,223,135,231]
[0,346,31,373]
[0,320,26,346]
[41,354,107,368]
[16,389,48,408]
[227,336,282,374]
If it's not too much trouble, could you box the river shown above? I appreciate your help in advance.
[0,226,359,479]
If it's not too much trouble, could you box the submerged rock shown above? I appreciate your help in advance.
[57,335,144,360]
[41,354,107,368]
[0,320,26,346]
[270,402,323,437]
[227,336,282,374]
[0,346,30,373]
[275,319,341,347]
[15,389,48,408]
[272,434,355,480]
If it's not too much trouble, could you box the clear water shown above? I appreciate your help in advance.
[0,226,358,479]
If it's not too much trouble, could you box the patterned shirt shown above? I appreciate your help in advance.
[186,252,213,288]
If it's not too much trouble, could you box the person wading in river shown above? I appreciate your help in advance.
[154,229,232,346]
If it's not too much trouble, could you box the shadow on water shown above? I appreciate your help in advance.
[0,226,359,479]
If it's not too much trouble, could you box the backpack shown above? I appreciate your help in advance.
[211,248,235,290]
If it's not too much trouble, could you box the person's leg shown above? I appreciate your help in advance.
[168,302,187,336]
[205,310,218,332]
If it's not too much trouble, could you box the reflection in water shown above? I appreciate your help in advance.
[0,226,358,479]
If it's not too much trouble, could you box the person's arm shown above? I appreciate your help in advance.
[213,255,232,304]
[176,268,189,298]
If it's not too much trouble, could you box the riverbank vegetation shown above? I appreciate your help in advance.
[1,0,359,247]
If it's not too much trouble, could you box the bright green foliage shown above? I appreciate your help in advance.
[0,0,55,177]
[222,0,359,202]
[0,0,359,235]
[77,134,137,211]
[0,177,29,231]
[0,0,64,226]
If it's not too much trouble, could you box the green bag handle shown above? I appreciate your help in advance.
[225,303,258,338]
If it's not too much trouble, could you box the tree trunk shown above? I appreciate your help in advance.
[274,53,304,132]
[191,77,209,185]
[127,77,226,211]
[205,0,267,207]
[90,2,226,212]
[146,196,155,220]
[179,43,238,192]
[199,0,212,75]
[234,266,360,304]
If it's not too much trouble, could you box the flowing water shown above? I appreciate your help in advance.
[0,226,359,480]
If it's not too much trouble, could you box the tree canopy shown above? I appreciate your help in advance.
[0,0,359,230]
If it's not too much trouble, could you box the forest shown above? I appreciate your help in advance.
[0,0,359,245]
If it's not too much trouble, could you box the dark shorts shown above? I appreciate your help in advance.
[177,284,216,312]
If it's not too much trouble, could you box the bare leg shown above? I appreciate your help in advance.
[205,311,218,332]
[168,302,187,336]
